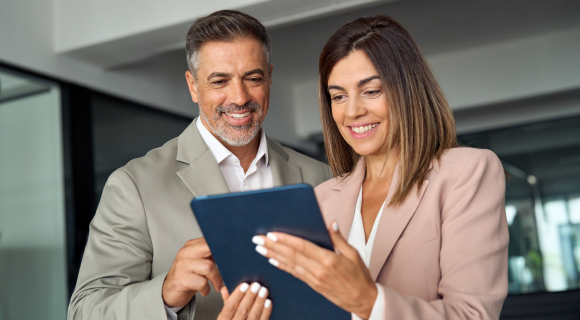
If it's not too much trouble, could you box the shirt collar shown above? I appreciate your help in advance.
[196,117,269,166]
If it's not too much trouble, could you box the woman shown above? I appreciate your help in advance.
[252,15,508,320]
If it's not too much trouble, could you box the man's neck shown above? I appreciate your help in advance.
[200,118,261,173]
[222,134,261,173]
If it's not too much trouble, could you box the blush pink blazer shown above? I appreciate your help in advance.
[314,148,509,320]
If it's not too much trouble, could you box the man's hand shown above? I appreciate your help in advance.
[162,238,224,307]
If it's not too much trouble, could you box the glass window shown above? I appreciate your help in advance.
[0,68,67,319]
[459,116,580,294]
[91,92,192,203]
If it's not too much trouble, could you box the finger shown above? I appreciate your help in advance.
[218,283,249,320]
[180,238,212,259]
[246,286,269,320]
[255,236,335,282]
[181,273,210,296]
[256,244,327,292]
[233,282,261,320]
[259,299,272,320]
[328,221,360,261]
[263,232,334,262]
[181,258,224,293]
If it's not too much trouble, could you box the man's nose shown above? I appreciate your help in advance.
[228,80,251,106]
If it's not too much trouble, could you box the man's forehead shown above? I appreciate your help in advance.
[197,38,268,77]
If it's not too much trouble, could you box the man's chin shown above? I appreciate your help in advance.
[213,125,261,147]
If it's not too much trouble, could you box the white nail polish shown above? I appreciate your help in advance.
[250,282,261,293]
[255,245,267,256]
[332,221,339,232]
[252,236,265,246]
[269,258,279,267]
[240,283,249,293]
[258,286,268,298]
[266,232,278,242]
[264,299,272,308]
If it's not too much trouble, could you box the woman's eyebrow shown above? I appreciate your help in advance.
[328,85,345,91]
[357,75,380,87]
[327,75,381,92]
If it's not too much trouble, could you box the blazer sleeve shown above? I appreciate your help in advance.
[374,149,509,320]
[67,168,170,320]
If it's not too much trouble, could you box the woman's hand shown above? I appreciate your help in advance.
[217,282,272,320]
[252,221,377,319]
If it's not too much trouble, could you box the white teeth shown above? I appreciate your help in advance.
[226,111,251,119]
[351,123,378,134]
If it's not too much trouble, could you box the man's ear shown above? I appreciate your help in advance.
[185,71,199,103]
[268,64,274,86]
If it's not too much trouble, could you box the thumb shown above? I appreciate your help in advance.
[328,221,350,254]
[220,286,230,301]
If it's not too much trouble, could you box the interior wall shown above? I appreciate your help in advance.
[0,0,193,117]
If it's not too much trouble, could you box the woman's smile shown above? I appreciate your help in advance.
[348,122,380,139]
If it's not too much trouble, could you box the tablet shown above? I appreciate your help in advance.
[190,184,350,320]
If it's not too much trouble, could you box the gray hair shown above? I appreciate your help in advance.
[186,10,272,79]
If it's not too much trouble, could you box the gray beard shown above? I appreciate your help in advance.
[199,102,262,147]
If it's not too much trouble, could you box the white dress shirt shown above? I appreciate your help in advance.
[165,118,273,320]
[347,187,386,320]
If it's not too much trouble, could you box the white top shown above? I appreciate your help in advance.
[196,117,273,192]
[347,187,387,320]
[165,118,274,320]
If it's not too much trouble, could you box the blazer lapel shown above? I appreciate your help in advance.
[367,164,431,280]
[175,119,229,197]
[320,160,366,240]
[267,137,303,187]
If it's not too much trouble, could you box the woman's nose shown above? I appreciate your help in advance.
[344,98,366,119]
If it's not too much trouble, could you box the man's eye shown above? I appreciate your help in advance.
[248,77,263,83]
[212,80,226,85]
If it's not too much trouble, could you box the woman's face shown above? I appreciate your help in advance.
[328,50,389,157]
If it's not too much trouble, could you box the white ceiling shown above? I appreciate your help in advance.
[56,0,397,68]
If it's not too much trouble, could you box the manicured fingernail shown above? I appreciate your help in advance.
[240,283,249,293]
[332,221,339,232]
[255,245,267,256]
[252,236,265,245]
[265,299,272,308]
[266,232,278,242]
[251,282,261,293]
[258,286,268,298]
[269,258,279,267]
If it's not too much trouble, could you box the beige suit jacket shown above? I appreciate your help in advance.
[315,148,509,320]
[68,120,333,320]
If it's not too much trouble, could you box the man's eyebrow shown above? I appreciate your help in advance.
[357,76,381,87]
[207,72,233,81]
[243,68,265,77]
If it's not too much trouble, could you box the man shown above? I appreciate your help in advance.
[68,10,332,320]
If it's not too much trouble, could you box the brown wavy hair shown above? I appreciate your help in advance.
[319,15,457,206]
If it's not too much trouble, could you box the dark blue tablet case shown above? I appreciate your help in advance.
[190,184,350,320]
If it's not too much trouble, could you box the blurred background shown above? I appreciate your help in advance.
[1,0,580,319]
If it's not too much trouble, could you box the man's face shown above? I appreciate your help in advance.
[186,38,273,147]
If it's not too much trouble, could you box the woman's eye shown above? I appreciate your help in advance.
[365,90,381,96]
[331,95,346,102]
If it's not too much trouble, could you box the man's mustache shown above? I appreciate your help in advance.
[216,102,261,114]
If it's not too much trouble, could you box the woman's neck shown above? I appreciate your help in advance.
[364,150,399,183]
